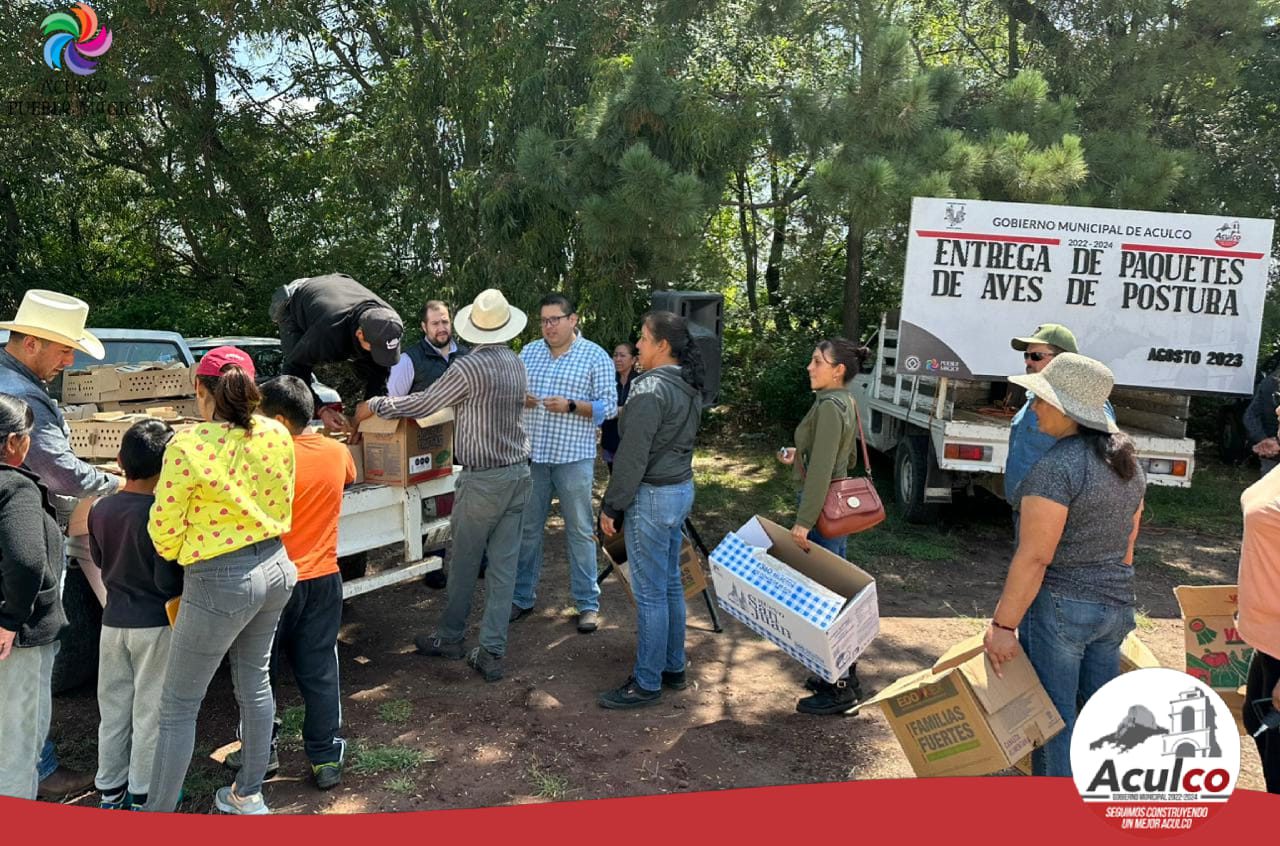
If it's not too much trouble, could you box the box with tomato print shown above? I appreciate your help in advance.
[1175,585,1252,736]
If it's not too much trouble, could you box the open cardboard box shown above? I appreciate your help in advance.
[601,527,707,603]
[708,515,879,683]
[1175,585,1253,737]
[358,408,454,486]
[869,633,1064,778]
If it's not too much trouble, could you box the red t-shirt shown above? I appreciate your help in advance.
[283,434,356,581]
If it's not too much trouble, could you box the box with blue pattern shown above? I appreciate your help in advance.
[708,516,879,683]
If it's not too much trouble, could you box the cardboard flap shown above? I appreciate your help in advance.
[864,667,939,706]
[91,412,129,422]
[932,633,986,674]
[359,415,402,434]
[958,650,1041,714]
[1175,585,1239,618]
[749,516,874,600]
[359,407,455,434]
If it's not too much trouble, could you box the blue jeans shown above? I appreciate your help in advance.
[1019,589,1134,777]
[513,459,601,613]
[38,738,56,781]
[796,492,847,558]
[626,481,695,691]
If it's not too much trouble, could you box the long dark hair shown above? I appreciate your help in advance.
[643,311,704,392]
[815,337,870,384]
[197,365,261,430]
[1078,427,1139,481]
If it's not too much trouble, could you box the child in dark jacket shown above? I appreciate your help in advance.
[88,419,183,810]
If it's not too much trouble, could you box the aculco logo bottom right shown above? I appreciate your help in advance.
[1072,667,1240,835]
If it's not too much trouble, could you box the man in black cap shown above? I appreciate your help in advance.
[270,273,405,432]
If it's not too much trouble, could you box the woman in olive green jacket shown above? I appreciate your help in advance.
[777,337,868,716]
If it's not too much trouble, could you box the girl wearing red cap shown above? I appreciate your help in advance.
[142,347,297,815]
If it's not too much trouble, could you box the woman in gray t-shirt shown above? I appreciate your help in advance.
[983,353,1146,778]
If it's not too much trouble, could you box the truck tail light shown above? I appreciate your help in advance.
[943,443,990,461]
[1144,458,1187,476]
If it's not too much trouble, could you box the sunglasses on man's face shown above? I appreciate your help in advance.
[1023,351,1055,362]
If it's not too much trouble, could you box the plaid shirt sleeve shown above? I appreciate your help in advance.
[589,345,618,426]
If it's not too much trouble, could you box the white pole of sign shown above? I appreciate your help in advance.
[935,377,948,418]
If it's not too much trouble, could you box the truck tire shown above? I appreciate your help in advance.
[895,436,938,524]
[1218,404,1250,465]
[51,563,102,694]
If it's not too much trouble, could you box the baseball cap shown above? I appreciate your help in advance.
[1010,323,1078,354]
[360,306,404,367]
[195,346,257,380]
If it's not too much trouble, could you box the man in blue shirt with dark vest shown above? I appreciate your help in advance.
[1005,323,1115,515]
[386,300,469,397]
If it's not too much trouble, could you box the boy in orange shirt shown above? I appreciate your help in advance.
[228,375,355,790]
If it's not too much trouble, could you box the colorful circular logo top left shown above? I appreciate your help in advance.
[42,2,112,76]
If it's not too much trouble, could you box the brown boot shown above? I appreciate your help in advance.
[38,766,94,800]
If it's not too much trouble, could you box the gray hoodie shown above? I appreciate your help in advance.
[601,365,701,520]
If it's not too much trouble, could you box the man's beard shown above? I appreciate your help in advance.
[431,332,452,349]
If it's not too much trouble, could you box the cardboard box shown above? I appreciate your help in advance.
[347,442,365,485]
[1174,585,1253,690]
[868,634,1065,778]
[68,411,201,460]
[60,403,99,421]
[358,408,454,486]
[708,515,879,683]
[62,362,194,404]
[99,397,201,418]
[601,528,707,603]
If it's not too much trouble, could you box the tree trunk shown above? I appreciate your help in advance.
[736,168,760,332]
[1007,5,1019,75]
[764,160,789,332]
[842,220,864,341]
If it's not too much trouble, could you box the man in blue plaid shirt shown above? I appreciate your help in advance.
[511,293,617,633]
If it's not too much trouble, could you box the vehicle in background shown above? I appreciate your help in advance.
[0,327,196,402]
[187,335,344,415]
[851,313,1198,523]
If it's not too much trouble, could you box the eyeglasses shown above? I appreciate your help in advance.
[1023,352,1055,362]
[540,313,574,328]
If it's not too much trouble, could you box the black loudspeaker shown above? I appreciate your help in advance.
[650,291,723,407]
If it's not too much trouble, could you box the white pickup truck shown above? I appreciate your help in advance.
[851,314,1197,523]
[47,329,454,692]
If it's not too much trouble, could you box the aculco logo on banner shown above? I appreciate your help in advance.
[1072,667,1239,835]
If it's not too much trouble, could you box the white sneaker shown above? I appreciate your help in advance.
[214,785,269,815]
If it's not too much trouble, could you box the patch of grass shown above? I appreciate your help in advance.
[385,775,416,795]
[846,506,962,563]
[377,699,413,725]
[1143,460,1252,537]
[526,761,572,801]
[349,743,431,776]
[1130,547,1217,586]
[692,447,794,526]
[277,704,305,742]
[181,765,223,809]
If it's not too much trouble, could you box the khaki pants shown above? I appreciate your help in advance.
[96,625,172,795]
[0,640,58,799]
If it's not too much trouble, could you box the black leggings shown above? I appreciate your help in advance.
[1244,649,1280,793]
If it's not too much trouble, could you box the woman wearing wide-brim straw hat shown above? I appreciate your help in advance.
[982,352,1147,778]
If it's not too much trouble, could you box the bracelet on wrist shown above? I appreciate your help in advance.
[991,620,1017,633]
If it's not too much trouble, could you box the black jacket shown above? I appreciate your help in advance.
[0,465,67,647]
[1244,372,1280,446]
[405,338,470,394]
[601,366,701,520]
[279,273,397,401]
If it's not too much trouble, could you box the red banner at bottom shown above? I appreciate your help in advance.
[2,778,1274,843]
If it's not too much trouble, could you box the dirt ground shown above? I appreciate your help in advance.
[46,456,1264,813]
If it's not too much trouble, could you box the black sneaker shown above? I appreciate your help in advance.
[311,761,342,790]
[598,677,662,710]
[796,679,862,716]
[223,746,280,779]
[467,647,504,682]
[509,604,535,623]
[414,634,465,659]
[803,674,823,692]
[661,669,688,690]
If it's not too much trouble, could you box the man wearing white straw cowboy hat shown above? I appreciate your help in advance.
[984,352,1146,777]
[0,289,118,798]
[355,289,532,683]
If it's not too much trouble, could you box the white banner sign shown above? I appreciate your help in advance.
[897,197,1274,394]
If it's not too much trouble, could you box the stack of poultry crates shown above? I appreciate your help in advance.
[63,362,201,462]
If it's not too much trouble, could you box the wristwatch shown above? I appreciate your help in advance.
[568,400,578,414]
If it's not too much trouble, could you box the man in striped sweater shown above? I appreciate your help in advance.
[356,289,531,683]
